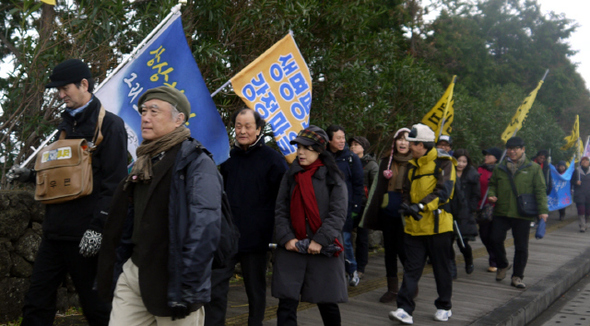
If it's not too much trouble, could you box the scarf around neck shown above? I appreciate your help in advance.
[506,153,527,175]
[124,127,191,189]
[388,152,413,191]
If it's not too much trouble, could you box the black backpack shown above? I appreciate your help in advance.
[190,145,240,269]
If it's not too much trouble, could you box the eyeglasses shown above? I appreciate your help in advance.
[506,147,522,151]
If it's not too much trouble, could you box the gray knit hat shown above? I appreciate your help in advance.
[138,86,191,122]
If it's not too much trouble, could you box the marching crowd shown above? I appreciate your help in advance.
[6,59,590,326]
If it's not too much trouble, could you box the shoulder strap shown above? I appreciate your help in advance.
[90,106,106,151]
[503,167,520,197]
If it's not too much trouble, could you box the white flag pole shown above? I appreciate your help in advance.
[19,2,186,168]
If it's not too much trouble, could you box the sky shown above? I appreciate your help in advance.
[536,0,590,90]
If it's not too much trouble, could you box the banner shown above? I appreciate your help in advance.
[561,115,579,150]
[421,75,456,142]
[95,13,229,164]
[230,33,311,163]
[583,136,590,158]
[547,158,575,211]
[500,80,544,143]
[40,0,56,5]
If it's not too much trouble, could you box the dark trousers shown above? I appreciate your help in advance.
[205,251,268,326]
[397,232,453,315]
[277,299,341,326]
[355,226,369,273]
[490,216,530,279]
[382,214,407,277]
[450,237,472,265]
[478,220,497,267]
[21,238,110,326]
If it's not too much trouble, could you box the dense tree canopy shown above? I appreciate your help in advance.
[1,0,588,188]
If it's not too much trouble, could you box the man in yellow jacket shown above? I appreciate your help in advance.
[389,123,457,325]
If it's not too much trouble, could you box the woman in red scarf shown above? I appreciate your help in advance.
[272,125,349,326]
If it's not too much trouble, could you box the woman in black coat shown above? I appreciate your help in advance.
[450,149,480,276]
[272,126,348,326]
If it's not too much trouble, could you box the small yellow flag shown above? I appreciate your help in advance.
[561,115,579,150]
[421,76,456,142]
[500,80,544,143]
[40,0,56,5]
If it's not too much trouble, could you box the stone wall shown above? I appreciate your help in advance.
[0,191,80,323]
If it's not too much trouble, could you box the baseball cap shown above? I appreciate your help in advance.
[406,123,435,142]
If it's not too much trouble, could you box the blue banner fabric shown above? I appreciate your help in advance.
[547,158,575,211]
[95,13,229,164]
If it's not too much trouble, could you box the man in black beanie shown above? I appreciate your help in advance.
[7,59,128,325]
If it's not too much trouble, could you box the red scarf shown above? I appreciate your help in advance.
[290,160,343,255]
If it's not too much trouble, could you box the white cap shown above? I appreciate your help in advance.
[406,123,435,142]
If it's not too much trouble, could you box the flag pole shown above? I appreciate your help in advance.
[18,2,186,168]
[211,80,232,98]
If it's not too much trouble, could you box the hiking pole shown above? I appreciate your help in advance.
[454,220,465,249]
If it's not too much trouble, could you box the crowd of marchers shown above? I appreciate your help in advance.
[6,58,590,326]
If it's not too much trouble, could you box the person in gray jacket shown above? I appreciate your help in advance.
[272,125,348,326]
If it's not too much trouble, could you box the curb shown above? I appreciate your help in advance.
[470,246,590,326]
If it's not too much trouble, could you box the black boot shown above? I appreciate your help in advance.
[379,277,399,303]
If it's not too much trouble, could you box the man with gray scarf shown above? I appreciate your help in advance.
[487,136,548,290]
[97,86,223,325]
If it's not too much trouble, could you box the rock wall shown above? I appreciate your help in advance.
[0,191,80,323]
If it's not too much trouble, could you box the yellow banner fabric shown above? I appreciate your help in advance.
[421,76,456,142]
[231,33,311,163]
[561,115,579,150]
[40,0,56,5]
[500,80,544,143]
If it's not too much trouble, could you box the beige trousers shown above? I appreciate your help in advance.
[109,259,204,326]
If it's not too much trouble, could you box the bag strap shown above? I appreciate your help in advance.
[500,165,520,197]
[90,106,106,150]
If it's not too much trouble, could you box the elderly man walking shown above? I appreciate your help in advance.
[487,136,548,289]
[98,86,223,325]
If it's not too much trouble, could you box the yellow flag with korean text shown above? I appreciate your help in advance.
[421,76,456,142]
[561,115,579,150]
[231,32,311,163]
[40,0,56,5]
[500,80,544,143]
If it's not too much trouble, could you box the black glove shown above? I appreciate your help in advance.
[400,203,423,221]
[170,302,190,321]
[6,166,32,183]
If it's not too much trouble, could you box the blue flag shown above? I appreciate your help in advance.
[95,13,229,164]
[547,158,575,211]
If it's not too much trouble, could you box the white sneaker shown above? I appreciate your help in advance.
[389,308,413,324]
[349,271,360,287]
[434,309,452,322]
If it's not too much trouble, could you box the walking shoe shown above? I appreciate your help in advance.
[389,308,413,324]
[434,309,452,322]
[496,264,512,281]
[358,271,364,279]
[487,266,497,272]
[466,264,474,275]
[511,276,526,289]
[349,271,360,287]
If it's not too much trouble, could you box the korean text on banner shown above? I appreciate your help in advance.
[548,158,575,211]
[500,80,544,143]
[95,13,229,164]
[230,33,311,163]
[421,76,456,142]
[561,115,579,150]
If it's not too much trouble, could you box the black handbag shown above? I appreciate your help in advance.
[476,203,494,223]
[506,169,539,217]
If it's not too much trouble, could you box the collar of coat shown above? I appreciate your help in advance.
[232,135,265,155]
[409,147,456,168]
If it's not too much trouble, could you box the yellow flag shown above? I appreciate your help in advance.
[40,0,56,5]
[500,80,544,143]
[231,33,311,163]
[561,115,579,150]
[421,76,456,142]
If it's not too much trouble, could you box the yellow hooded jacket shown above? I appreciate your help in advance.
[402,148,457,236]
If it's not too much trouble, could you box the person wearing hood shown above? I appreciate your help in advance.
[573,156,590,232]
[478,147,502,273]
[555,160,568,221]
[206,108,288,326]
[361,127,412,303]
[348,135,379,278]
[326,125,364,286]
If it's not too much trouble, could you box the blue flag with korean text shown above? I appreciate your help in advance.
[95,13,229,164]
[547,158,575,211]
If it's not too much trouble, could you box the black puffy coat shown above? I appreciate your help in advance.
[220,138,288,252]
[450,165,480,239]
[573,166,590,203]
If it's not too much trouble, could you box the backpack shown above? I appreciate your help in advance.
[190,145,240,269]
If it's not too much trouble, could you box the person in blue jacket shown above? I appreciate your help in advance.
[326,125,364,286]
